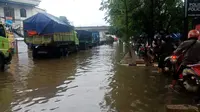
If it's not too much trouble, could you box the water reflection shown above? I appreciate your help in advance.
[0,41,191,112]
[0,41,120,112]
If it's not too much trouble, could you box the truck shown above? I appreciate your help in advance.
[0,23,12,71]
[23,13,79,58]
[91,31,100,46]
[76,30,93,50]
[76,30,100,50]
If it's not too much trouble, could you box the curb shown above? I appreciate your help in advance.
[119,63,158,67]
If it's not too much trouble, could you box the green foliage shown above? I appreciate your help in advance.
[59,16,70,24]
[100,0,184,42]
[59,16,75,30]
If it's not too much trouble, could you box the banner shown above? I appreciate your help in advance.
[187,0,200,16]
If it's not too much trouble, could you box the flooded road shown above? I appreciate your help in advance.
[0,41,192,112]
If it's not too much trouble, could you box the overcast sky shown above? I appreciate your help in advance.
[39,0,108,26]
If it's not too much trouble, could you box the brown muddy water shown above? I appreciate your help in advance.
[0,41,194,112]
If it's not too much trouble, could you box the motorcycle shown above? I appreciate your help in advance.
[167,55,200,92]
[146,46,159,63]
[163,55,178,74]
[180,64,200,92]
[138,44,146,57]
[162,44,178,73]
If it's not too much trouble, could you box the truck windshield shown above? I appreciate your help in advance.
[0,25,6,37]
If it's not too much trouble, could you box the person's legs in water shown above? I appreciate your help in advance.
[158,54,169,72]
[158,54,165,72]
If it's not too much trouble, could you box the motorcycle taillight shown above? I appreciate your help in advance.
[179,73,183,79]
[171,55,177,59]
[170,55,177,63]
[170,59,177,63]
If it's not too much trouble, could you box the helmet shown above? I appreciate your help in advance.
[165,35,172,39]
[154,34,161,39]
[188,30,200,39]
[163,35,172,42]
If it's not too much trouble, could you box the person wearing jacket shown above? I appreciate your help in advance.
[158,35,175,72]
[170,29,200,89]
[152,34,162,62]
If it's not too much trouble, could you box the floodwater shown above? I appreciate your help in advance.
[0,41,194,112]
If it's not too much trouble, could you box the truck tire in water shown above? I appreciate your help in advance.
[0,55,5,72]
[32,48,38,59]
[54,47,62,58]
[75,45,79,53]
[85,43,89,50]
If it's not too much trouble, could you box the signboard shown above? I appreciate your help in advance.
[187,0,200,16]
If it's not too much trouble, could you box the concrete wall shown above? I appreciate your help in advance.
[32,7,46,15]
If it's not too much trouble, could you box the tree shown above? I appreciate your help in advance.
[59,16,74,29]
[100,0,184,42]
[59,16,70,25]
[100,0,142,57]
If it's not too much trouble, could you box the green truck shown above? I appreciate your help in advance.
[25,31,79,58]
[23,13,79,58]
[0,24,12,71]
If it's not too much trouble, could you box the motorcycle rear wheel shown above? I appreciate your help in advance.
[183,79,199,92]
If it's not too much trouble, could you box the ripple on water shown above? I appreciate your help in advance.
[2,44,173,112]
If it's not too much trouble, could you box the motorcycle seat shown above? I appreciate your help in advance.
[187,64,200,67]
[186,64,200,76]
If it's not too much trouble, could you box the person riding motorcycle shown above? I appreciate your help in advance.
[170,29,200,89]
[158,35,175,72]
[151,34,162,61]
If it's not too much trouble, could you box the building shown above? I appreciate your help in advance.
[0,0,46,34]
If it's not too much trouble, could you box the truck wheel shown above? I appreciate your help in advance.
[63,48,69,56]
[0,55,5,72]
[32,48,38,59]
[55,47,62,58]
[85,44,89,50]
[75,46,79,52]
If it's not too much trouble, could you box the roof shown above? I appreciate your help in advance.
[0,0,40,6]
[35,7,46,12]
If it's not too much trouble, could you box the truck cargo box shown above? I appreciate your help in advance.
[25,31,79,45]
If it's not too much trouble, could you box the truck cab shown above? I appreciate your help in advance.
[0,23,12,71]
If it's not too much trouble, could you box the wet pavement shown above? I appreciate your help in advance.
[0,41,194,112]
